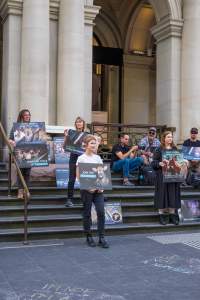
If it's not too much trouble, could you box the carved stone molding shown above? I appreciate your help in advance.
[151,16,184,43]
[50,0,59,21]
[0,0,23,22]
[84,5,100,26]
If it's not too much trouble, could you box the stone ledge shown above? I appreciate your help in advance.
[0,0,23,22]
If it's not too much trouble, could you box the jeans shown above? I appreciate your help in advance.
[112,157,143,178]
[80,190,105,236]
[17,168,31,188]
[67,162,76,199]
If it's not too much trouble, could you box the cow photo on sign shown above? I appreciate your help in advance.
[78,163,112,190]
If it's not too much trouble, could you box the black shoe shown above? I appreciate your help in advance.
[65,199,74,207]
[86,235,96,247]
[159,214,169,225]
[170,214,179,225]
[98,236,109,248]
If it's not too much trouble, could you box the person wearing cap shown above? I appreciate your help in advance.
[182,128,200,147]
[138,127,161,160]
[182,127,200,175]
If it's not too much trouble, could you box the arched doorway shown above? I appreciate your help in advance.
[93,0,156,124]
[93,0,183,138]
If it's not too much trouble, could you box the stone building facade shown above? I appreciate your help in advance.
[0,0,199,141]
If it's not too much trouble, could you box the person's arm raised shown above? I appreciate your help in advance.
[116,145,138,160]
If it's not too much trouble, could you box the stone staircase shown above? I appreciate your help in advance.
[1,162,200,242]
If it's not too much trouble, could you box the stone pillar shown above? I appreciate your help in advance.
[57,0,85,126]
[49,0,59,125]
[151,18,183,142]
[84,1,100,123]
[21,0,49,122]
[181,0,200,140]
[0,0,22,133]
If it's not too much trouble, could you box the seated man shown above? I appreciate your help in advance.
[183,127,200,171]
[138,127,161,163]
[111,133,143,186]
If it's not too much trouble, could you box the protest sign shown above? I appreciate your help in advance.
[92,202,122,225]
[162,149,187,183]
[63,129,88,155]
[78,163,112,190]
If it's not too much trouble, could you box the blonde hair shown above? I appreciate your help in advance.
[74,116,85,132]
[83,134,96,146]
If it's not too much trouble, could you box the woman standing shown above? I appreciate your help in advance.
[152,131,183,225]
[64,116,86,207]
[76,135,109,248]
[9,109,31,199]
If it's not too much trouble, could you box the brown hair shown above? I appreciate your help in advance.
[83,134,96,146]
[160,131,177,149]
[17,109,31,122]
[74,116,85,132]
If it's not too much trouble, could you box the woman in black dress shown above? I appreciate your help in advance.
[64,116,86,207]
[152,131,183,225]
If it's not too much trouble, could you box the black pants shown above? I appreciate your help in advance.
[17,168,31,188]
[67,162,76,199]
[80,190,105,236]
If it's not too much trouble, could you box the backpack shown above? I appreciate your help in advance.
[140,165,156,185]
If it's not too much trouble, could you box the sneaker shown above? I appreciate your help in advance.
[17,189,24,199]
[159,214,169,225]
[86,235,96,247]
[170,214,179,225]
[65,199,74,207]
[123,180,135,186]
[98,236,109,248]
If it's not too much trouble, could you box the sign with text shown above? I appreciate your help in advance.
[13,122,48,168]
[78,163,112,190]
[92,202,122,225]
[14,143,48,168]
[162,150,187,183]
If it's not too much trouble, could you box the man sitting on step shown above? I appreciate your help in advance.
[111,133,144,186]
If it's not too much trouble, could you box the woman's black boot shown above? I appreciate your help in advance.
[159,214,169,225]
[170,214,179,225]
[86,235,96,247]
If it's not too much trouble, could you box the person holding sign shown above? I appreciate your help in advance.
[152,131,184,225]
[64,116,87,207]
[9,109,31,199]
[76,135,109,248]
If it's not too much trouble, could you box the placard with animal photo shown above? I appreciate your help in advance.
[182,146,200,161]
[162,150,188,183]
[14,143,49,168]
[179,200,200,222]
[53,137,70,165]
[63,129,88,155]
[91,202,122,225]
[13,122,46,145]
[78,163,112,190]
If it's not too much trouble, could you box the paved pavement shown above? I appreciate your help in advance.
[0,232,199,300]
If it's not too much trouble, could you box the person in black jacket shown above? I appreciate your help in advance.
[152,131,184,225]
[64,116,86,207]
[9,109,31,199]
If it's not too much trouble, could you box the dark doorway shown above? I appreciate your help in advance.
[92,45,123,123]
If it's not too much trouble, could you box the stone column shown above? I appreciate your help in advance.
[0,0,22,133]
[57,0,85,126]
[49,0,59,125]
[151,18,183,142]
[20,0,49,122]
[181,0,200,140]
[84,1,100,123]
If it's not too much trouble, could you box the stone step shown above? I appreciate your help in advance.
[0,221,200,242]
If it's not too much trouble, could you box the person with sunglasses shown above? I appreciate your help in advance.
[138,127,161,157]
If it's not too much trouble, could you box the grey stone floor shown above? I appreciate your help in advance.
[0,232,199,300]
